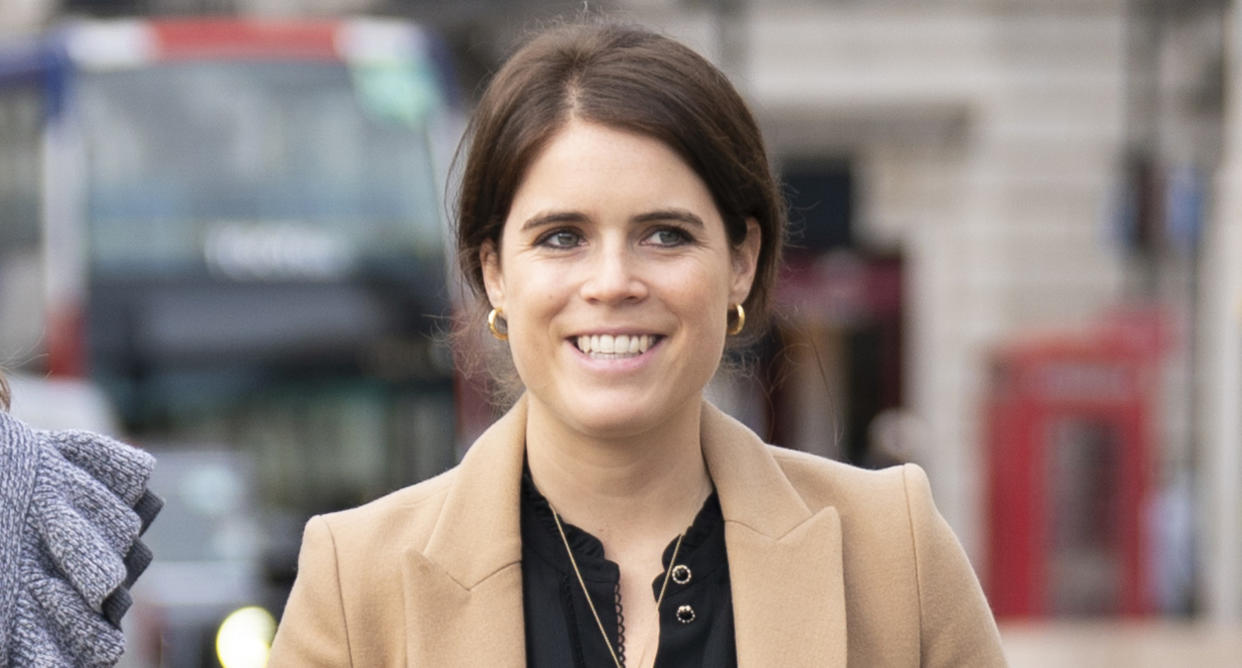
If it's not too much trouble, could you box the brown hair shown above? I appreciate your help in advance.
[455,21,785,337]
[0,369,9,412]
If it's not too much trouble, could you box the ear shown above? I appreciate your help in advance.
[728,218,761,305]
[480,240,505,309]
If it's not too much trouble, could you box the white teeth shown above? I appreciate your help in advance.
[575,334,656,356]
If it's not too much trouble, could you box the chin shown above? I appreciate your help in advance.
[525,373,712,441]
[567,406,662,440]
[546,390,685,441]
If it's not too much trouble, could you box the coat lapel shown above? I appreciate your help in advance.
[403,397,530,666]
[702,403,848,666]
[402,552,526,666]
[399,397,847,666]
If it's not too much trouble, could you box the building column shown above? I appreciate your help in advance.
[1199,0,1242,624]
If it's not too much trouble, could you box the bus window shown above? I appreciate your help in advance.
[76,60,443,277]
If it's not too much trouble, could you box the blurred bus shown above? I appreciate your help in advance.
[1,16,462,664]
[0,12,460,633]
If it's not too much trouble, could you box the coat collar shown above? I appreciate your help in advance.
[419,396,529,589]
[402,397,530,665]
[701,402,848,665]
[404,396,846,665]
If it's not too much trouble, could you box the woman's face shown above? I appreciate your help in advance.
[481,120,759,439]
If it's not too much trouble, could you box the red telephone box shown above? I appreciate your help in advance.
[985,311,1167,617]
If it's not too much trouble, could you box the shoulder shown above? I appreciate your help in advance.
[311,466,459,557]
[272,469,465,667]
[764,447,949,574]
[765,447,1006,664]
[767,445,930,521]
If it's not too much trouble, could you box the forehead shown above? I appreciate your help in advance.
[506,120,717,224]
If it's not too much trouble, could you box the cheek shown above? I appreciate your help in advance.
[679,257,735,309]
[501,267,569,343]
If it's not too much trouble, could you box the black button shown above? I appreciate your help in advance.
[671,564,692,585]
[676,604,696,624]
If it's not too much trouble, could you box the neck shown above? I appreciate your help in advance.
[524,397,712,548]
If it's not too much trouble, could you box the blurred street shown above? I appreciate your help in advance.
[1001,621,1242,667]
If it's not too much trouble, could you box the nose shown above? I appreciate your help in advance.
[579,241,648,304]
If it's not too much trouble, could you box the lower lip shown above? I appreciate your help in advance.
[567,337,663,372]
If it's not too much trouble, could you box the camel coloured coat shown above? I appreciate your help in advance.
[268,397,1007,666]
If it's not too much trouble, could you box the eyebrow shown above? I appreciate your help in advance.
[633,208,706,229]
[518,208,706,232]
[518,211,589,233]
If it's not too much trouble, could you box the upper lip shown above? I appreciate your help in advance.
[566,329,664,338]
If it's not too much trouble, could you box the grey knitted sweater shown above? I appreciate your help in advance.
[0,410,161,667]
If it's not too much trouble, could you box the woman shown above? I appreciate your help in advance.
[269,22,1005,667]
[0,370,161,665]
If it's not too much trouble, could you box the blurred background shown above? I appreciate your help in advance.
[1,0,1240,665]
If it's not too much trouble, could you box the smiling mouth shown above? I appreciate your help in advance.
[572,334,662,359]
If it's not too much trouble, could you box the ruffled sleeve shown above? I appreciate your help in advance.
[1,416,162,667]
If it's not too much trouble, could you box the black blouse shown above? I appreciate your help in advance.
[520,470,737,667]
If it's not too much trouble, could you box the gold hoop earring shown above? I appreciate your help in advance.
[487,307,509,341]
[727,303,746,336]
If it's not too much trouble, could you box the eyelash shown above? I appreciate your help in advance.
[535,229,583,249]
[646,226,693,247]
[533,225,696,250]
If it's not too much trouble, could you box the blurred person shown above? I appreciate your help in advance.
[270,21,1004,667]
[0,369,162,665]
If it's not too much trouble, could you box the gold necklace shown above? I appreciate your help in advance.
[550,508,685,668]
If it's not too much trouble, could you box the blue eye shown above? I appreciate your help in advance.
[648,227,691,246]
[539,230,582,248]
